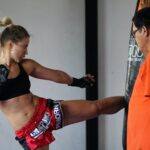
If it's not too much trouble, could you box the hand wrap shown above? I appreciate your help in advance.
[69,77,94,88]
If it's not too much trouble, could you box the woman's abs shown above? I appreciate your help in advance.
[0,93,39,130]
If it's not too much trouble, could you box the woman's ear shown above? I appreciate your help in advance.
[5,40,13,49]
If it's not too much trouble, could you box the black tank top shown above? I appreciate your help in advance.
[0,63,31,100]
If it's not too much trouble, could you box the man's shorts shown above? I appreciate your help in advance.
[15,97,64,150]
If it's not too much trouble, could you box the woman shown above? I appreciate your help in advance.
[0,17,126,150]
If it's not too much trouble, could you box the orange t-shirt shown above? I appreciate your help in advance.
[127,53,150,150]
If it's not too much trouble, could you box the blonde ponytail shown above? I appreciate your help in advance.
[0,16,13,27]
[0,17,13,33]
[0,17,13,65]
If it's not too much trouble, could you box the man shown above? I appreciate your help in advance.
[127,7,150,150]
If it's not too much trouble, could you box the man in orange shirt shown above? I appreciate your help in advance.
[127,7,150,150]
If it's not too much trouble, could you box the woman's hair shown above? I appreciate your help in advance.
[132,7,150,29]
[0,16,13,27]
[0,17,30,47]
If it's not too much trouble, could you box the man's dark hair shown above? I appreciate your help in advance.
[132,7,150,29]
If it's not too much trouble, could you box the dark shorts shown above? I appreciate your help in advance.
[15,97,64,150]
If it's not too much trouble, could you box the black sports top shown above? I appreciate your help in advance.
[0,63,31,100]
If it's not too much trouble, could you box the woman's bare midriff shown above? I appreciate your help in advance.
[0,93,39,130]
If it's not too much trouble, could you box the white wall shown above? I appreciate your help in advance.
[98,0,137,149]
[0,0,85,150]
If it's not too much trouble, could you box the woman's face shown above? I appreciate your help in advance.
[10,37,30,62]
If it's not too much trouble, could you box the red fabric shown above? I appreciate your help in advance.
[15,97,63,150]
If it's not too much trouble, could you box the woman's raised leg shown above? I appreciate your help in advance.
[61,96,126,126]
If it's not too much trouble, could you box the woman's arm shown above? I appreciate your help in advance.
[22,59,95,87]
[22,59,73,84]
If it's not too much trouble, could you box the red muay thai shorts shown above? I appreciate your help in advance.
[15,97,64,150]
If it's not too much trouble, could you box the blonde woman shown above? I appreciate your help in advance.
[0,17,126,150]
